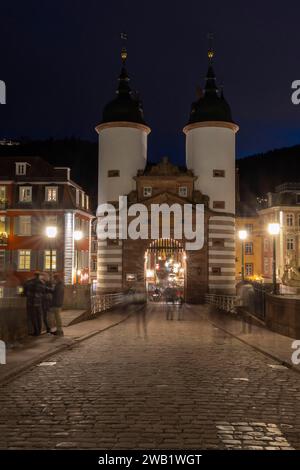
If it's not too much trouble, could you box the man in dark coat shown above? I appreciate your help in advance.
[23,272,45,336]
[51,274,64,336]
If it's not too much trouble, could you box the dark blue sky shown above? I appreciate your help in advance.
[0,0,299,165]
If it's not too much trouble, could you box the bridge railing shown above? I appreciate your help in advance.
[90,291,145,316]
[205,294,238,313]
[90,292,126,316]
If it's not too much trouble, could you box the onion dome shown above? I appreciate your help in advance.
[102,47,147,125]
[187,48,234,125]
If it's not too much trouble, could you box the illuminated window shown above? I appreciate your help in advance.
[245,224,253,233]
[19,186,32,202]
[19,216,31,236]
[18,250,31,270]
[45,186,58,202]
[286,214,294,226]
[245,263,253,276]
[264,238,269,252]
[44,250,57,270]
[143,187,152,197]
[0,186,6,204]
[178,186,188,197]
[264,257,269,275]
[45,215,57,227]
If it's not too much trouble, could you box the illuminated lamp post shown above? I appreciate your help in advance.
[268,223,280,295]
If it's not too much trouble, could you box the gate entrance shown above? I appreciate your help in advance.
[145,239,186,302]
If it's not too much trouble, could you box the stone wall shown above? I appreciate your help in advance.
[265,294,300,338]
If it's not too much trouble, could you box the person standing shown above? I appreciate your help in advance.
[41,273,52,334]
[51,274,64,337]
[24,272,45,336]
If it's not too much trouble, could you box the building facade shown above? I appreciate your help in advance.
[0,157,93,297]
[95,47,238,302]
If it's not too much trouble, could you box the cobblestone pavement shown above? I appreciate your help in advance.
[0,303,300,450]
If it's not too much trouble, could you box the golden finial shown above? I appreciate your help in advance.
[121,47,127,63]
[207,32,214,61]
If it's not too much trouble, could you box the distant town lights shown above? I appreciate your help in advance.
[268,223,280,236]
[45,226,57,238]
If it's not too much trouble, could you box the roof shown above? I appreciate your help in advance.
[187,64,234,125]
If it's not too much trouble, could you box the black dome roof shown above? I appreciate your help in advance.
[187,65,234,125]
[102,59,147,126]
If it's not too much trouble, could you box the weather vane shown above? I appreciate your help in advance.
[207,32,214,62]
[120,32,128,63]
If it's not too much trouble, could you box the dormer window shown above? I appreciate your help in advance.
[143,187,152,197]
[19,186,32,202]
[16,162,29,176]
[178,186,188,197]
[45,186,58,202]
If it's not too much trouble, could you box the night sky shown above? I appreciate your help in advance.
[0,0,300,165]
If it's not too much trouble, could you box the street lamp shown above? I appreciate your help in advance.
[74,230,83,284]
[268,222,280,295]
[45,226,57,280]
[238,229,248,282]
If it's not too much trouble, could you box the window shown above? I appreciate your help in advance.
[213,169,225,178]
[0,286,3,298]
[19,216,31,236]
[213,201,225,209]
[245,224,253,233]
[15,162,28,176]
[211,267,221,275]
[44,250,57,270]
[264,238,269,252]
[245,263,253,276]
[287,237,294,251]
[76,189,79,206]
[286,214,294,226]
[107,238,119,246]
[0,250,5,271]
[91,258,97,272]
[45,186,58,202]
[86,195,89,210]
[212,239,225,247]
[19,186,32,202]
[0,186,6,205]
[18,250,31,270]
[178,186,188,197]
[81,191,85,208]
[107,265,118,273]
[245,242,253,255]
[0,216,5,233]
[108,170,120,177]
[264,257,270,275]
[143,187,152,197]
[45,215,57,227]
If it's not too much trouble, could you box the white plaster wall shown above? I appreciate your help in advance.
[98,126,147,204]
[186,126,236,214]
